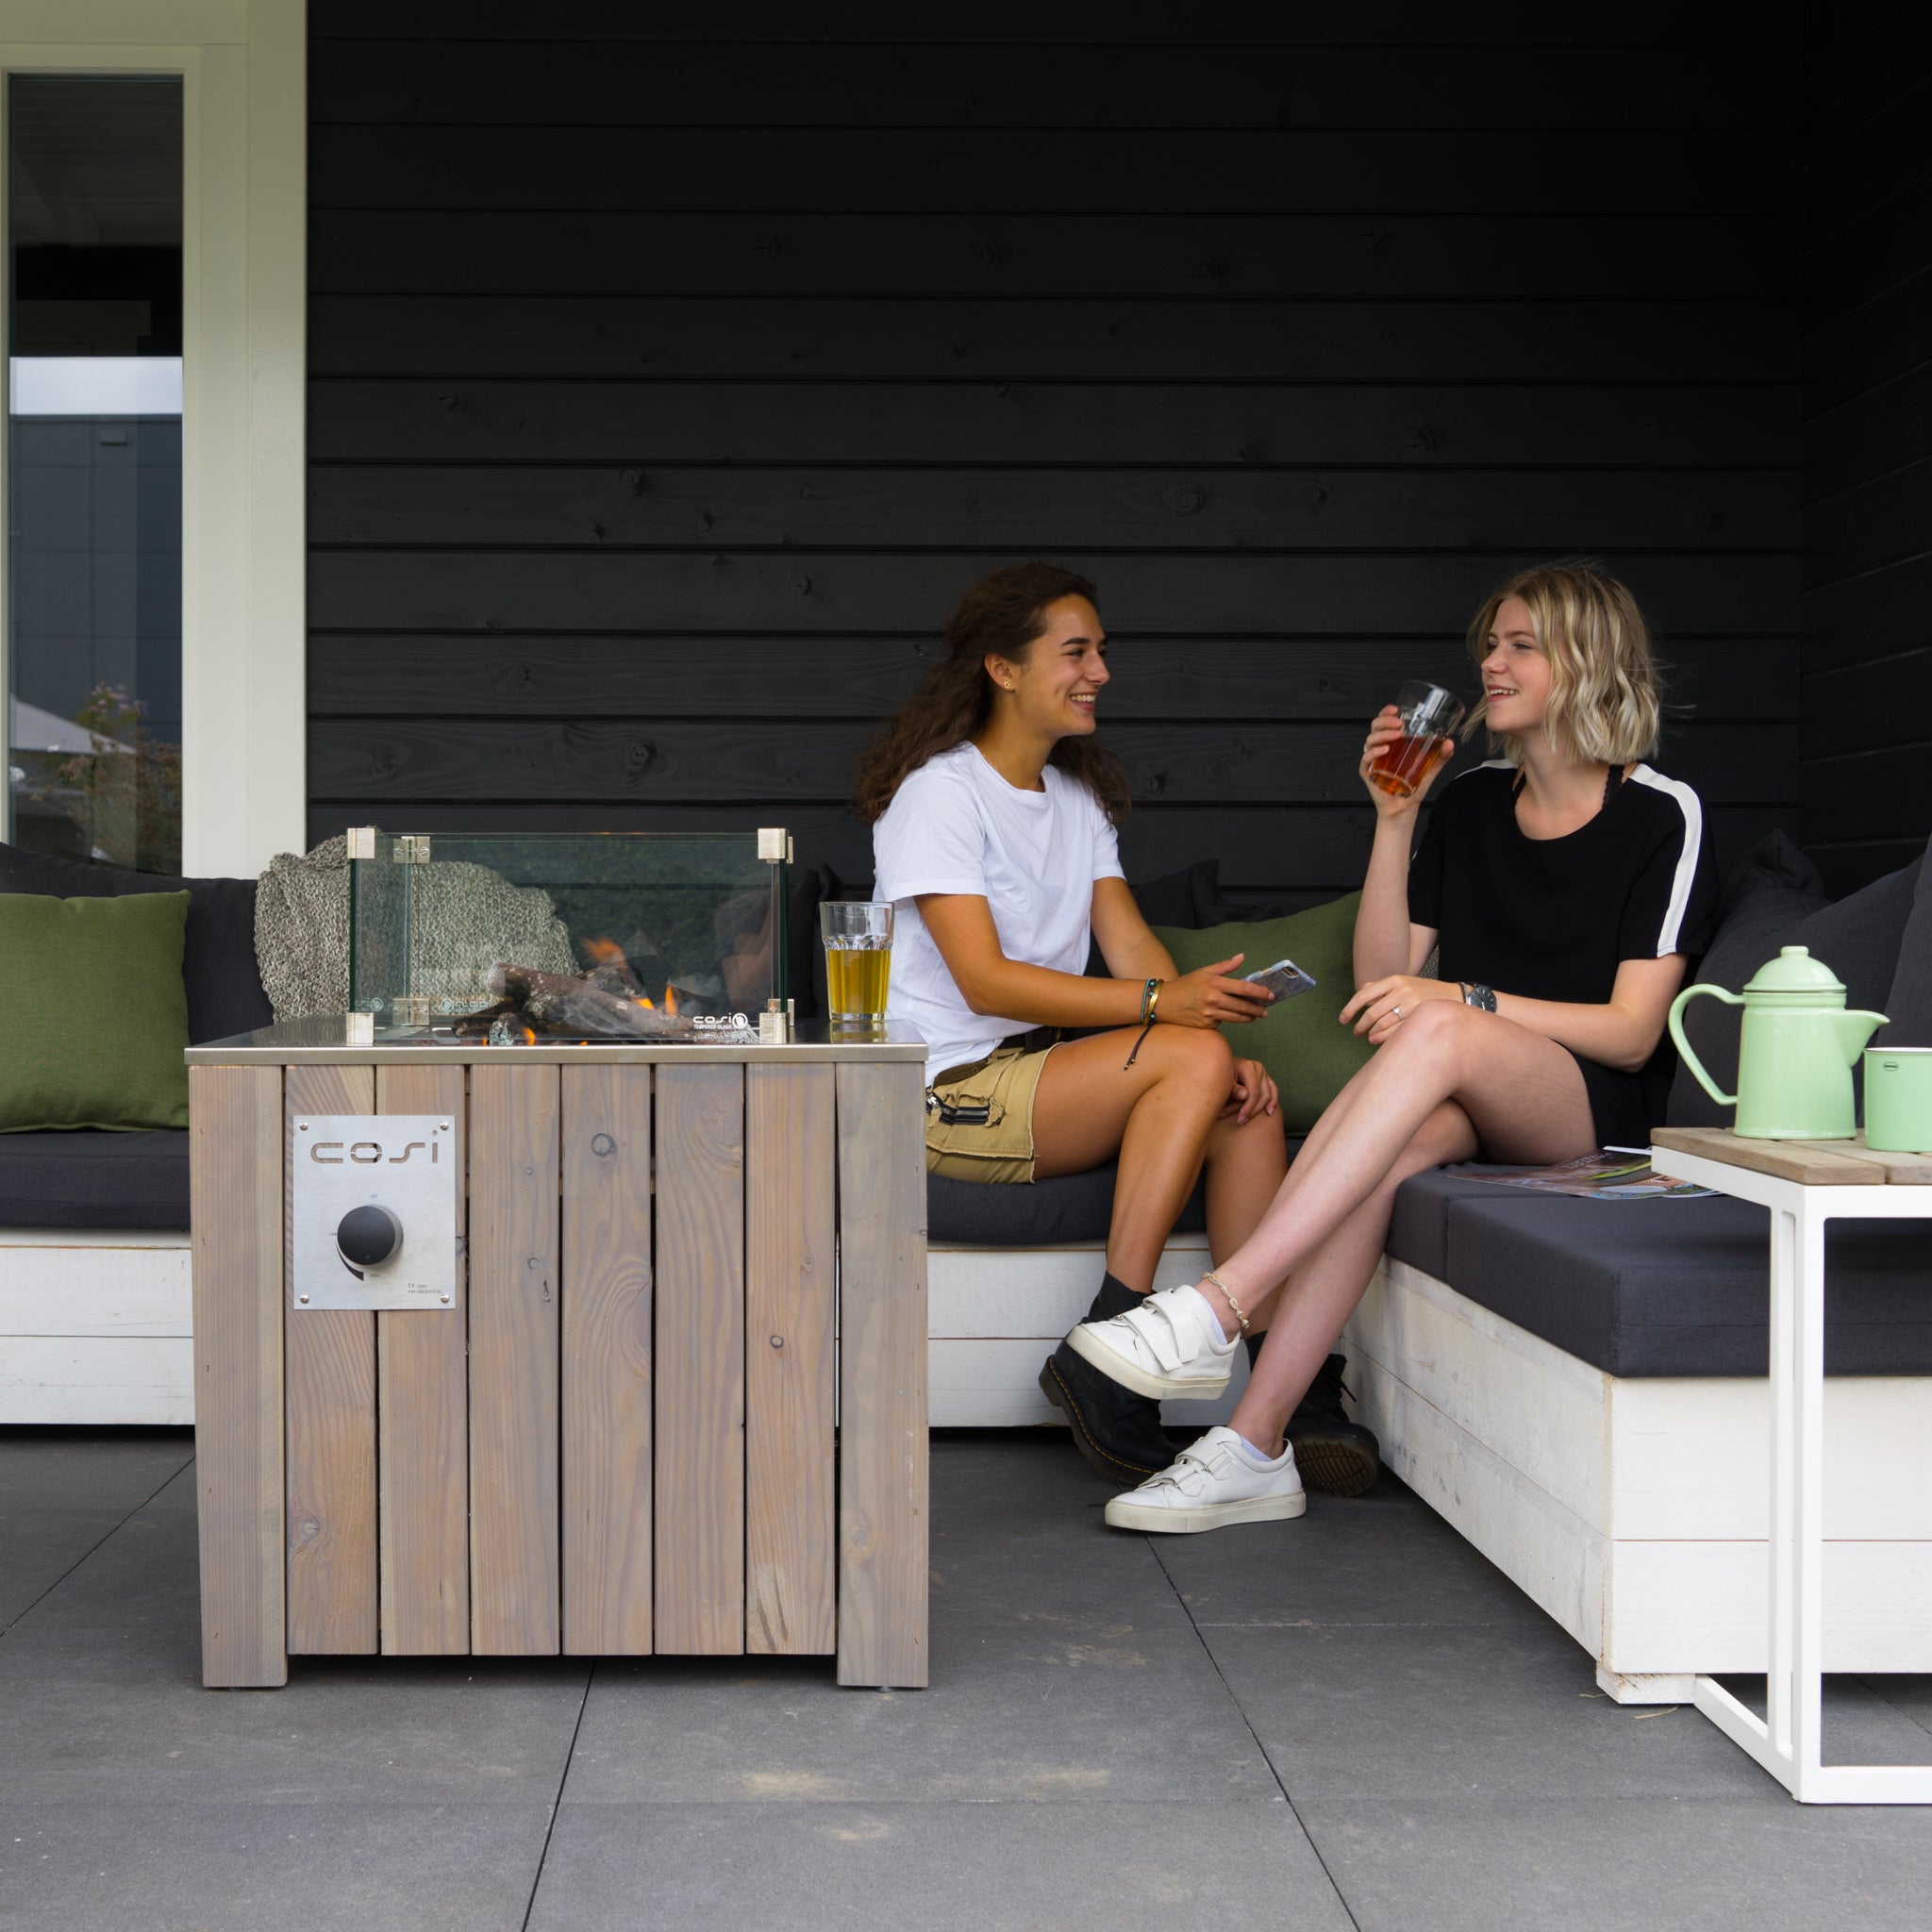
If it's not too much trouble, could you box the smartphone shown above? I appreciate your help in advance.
[1243,958,1318,1004]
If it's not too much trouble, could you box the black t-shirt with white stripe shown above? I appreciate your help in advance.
[1407,760,1720,1143]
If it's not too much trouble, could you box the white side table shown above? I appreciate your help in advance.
[1651,1126,1932,1803]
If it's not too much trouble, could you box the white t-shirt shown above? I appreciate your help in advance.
[872,742,1124,1077]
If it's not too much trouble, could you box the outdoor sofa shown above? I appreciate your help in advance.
[3,832,1927,1701]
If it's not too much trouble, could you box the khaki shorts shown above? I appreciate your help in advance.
[924,1041,1058,1186]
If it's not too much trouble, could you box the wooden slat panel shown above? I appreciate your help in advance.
[468,1063,562,1655]
[309,2,1793,46]
[308,373,1796,462]
[191,1064,288,1689]
[308,465,1797,553]
[653,1064,746,1656]
[375,1062,470,1655]
[312,126,1785,216]
[560,1063,655,1656]
[311,41,1791,131]
[835,1059,929,1690]
[308,717,1798,807]
[308,636,1800,725]
[309,210,1790,299]
[284,1064,377,1656]
[304,801,1800,904]
[744,1064,838,1656]
[1800,741,1932,847]
[307,552,1798,639]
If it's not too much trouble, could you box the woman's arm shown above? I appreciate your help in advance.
[1089,875,1177,981]
[918,891,1272,1031]
[1342,952,1690,1072]
[1354,705,1445,987]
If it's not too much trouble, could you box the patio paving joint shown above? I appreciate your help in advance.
[0,1443,195,1645]
[1146,1530,1365,1932]
[520,1657,597,1932]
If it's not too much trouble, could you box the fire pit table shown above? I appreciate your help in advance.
[187,830,927,1690]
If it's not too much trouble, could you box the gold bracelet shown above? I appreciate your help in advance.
[1148,980,1162,1022]
[1200,1269,1250,1335]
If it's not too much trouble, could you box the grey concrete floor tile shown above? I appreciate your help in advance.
[1147,1477,1548,1631]
[0,1474,591,1806]
[1206,1622,1771,1800]
[1297,1794,1932,1932]
[564,1620,1276,1804]
[527,1800,1354,1932]
[1712,1675,1932,1767]
[0,1506,134,1629]
[0,1425,193,1511]
[1863,1676,1932,1740]
[0,1800,552,1932]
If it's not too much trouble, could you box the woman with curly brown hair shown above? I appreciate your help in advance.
[856,560,1291,1487]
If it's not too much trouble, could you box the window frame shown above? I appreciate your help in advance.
[0,0,305,877]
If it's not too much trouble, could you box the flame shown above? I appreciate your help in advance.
[517,1024,536,1046]
[582,937,624,966]
[663,984,680,1018]
[633,995,655,1011]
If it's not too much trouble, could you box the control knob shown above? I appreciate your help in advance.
[337,1204,403,1276]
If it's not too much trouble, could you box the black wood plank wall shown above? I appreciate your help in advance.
[308,3,1802,905]
[1800,1,1932,895]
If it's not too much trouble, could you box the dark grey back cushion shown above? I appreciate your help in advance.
[1668,840,1918,1128]
[1877,838,1932,1049]
[0,1130,190,1230]
[0,843,273,1045]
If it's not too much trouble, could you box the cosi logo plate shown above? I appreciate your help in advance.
[290,1114,458,1313]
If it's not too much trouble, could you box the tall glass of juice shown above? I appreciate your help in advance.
[1368,681,1466,798]
[821,901,893,1027]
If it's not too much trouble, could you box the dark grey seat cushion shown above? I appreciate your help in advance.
[0,1129,190,1230]
[1441,1189,1932,1376]
[927,1163,1209,1245]
[0,842,273,1045]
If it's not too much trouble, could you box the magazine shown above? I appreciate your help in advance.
[1443,1150,1716,1202]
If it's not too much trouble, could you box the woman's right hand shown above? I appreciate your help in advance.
[1359,704,1454,819]
[1157,954,1275,1029]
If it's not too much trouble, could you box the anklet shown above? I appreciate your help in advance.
[1200,1269,1250,1336]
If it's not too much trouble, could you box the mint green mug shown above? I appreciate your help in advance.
[1864,1047,1932,1153]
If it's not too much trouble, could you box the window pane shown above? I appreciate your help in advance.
[8,74,183,873]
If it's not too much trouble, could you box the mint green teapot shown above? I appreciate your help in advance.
[1669,947,1889,1140]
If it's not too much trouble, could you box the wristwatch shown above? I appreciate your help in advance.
[1460,981,1498,1013]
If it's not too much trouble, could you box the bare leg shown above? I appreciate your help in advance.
[1030,1027,1287,1292]
[1229,1102,1474,1453]
[1191,1003,1596,1440]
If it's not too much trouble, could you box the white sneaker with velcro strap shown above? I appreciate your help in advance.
[1104,1426,1307,1534]
[1065,1282,1237,1401]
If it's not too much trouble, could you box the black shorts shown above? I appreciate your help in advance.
[1564,1049,1659,1151]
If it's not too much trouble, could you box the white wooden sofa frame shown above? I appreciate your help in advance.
[11,1223,1927,1705]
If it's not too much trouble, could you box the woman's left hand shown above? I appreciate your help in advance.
[1223,1058,1279,1124]
[1341,974,1461,1045]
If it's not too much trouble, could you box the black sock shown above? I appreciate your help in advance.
[1088,1271,1142,1323]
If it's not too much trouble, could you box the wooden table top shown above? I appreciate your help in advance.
[1652,1125,1932,1188]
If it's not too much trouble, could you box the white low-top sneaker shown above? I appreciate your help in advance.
[1065,1281,1237,1400]
[1104,1426,1307,1534]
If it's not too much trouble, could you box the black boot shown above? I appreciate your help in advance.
[1247,1340,1382,1497]
[1040,1274,1174,1486]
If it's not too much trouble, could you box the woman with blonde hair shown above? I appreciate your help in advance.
[1068,560,1721,1532]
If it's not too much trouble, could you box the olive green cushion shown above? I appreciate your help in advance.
[1154,892,1374,1132]
[0,891,192,1131]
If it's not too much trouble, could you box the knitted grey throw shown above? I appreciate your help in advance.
[255,836,575,1022]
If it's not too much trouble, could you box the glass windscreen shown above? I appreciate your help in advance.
[350,831,789,1041]
[7,75,183,872]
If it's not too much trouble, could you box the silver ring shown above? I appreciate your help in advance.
[1391,1005,1403,1020]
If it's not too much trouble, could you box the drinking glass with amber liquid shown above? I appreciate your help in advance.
[821,902,893,1027]
[1368,681,1467,799]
